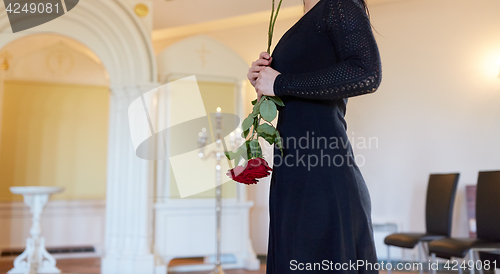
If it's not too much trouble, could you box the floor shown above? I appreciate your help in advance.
[0,257,409,274]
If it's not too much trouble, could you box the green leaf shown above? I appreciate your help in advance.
[251,99,258,105]
[268,96,284,107]
[249,140,262,158]
[235,142,246,154]
[234,154,244,166]
[241,114,254,131]
[257,123,276,136]
[262,133,275,145]
[260,99,277,122]
[256,130,275,145]
[225,151,236,160]
[252,102,261,116]
[241,129,250,139]
[229,142,247,164]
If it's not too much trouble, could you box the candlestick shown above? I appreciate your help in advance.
[197,107,240,274]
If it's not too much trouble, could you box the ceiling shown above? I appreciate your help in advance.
[151,0,404,30]
[152,0,304,30]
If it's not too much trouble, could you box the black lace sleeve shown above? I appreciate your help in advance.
[273,0,382,100]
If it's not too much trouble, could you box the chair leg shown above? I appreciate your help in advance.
[457,257,463,274]
[470,250,476,274]
[418,242,424,274]
[431,253,437,274]
[387,245,392,274]
[495,250,500,274]
[423,242,430,262]
[475,250,484,274]
[423,242,430,274]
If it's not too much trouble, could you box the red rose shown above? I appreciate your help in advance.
[226,158,273,185]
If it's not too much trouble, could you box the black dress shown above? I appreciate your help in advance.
[267,0,382,273]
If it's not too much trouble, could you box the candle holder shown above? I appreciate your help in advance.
[197,108,242,274]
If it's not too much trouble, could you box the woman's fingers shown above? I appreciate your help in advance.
[248,52,273,87]
[249,58,272,75]
[247,72,259,87]
[247,62,268,85]
[249,64,266,73]
[248,72,259,80]
[247,62,261,84]
[253,58,271,68]
[259,51,271,60]
[251,55,273,69]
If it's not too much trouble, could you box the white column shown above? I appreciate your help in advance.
[134,83,160,259]
[102,83,160,274]
[103,89,127,258]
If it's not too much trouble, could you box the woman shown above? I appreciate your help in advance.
[247,0,382,273]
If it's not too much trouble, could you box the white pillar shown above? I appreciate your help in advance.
[102,83,160,274]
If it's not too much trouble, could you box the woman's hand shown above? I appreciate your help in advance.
[248,52,272,87]
[255,66,281,102]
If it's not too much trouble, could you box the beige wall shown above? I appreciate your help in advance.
[0,80,109,202]
[168,80,238,199]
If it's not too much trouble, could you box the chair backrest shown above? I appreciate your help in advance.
[476,171,500,241]
[425,173,460,236]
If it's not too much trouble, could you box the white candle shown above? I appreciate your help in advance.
[230,132,235,148]
[216,107,221,118]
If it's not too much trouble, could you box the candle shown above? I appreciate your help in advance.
[230,132,235,148]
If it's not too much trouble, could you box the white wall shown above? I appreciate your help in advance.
[349,0,500,241]
[153,0,500,258]
[0,200,105,255]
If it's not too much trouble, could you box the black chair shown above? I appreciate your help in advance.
[384,173,460,274]
[428,171,500,274]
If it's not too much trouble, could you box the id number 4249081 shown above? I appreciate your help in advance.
[6,2,62,14]
[444,260,497,271]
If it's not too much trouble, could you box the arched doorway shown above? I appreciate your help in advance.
[0,33,110,254]
[0,1,158,273]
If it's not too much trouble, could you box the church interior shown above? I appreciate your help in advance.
[0,0,500,273]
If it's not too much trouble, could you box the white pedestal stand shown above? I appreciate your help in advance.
[8,186,64,274]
